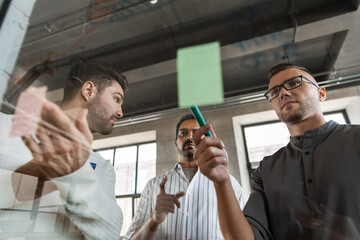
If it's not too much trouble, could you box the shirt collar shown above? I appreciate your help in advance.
[290,120,338,147]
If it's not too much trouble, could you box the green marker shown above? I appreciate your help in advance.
[190,105,213,137]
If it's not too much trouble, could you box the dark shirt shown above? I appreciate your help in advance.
[244,121,360,240]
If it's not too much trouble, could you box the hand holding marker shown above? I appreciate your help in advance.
[190,105,212,137]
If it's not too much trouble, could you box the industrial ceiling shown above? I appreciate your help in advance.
[3,0,360,120]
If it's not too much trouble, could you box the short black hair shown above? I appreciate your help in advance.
[175,114,195,140]
[62,60,128,104]
[268,63,312,80]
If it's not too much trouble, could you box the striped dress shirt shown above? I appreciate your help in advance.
[124,163,247,240]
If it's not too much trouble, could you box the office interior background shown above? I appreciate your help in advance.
[1,0,360,236]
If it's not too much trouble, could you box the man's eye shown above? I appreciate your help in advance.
[270,88,279,97]
[115,97,120,103]
[179,132,186,136]
[287,80,299,88]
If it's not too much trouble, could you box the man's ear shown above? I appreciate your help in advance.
[318,87,326,102]
[174,140,178,148]
[81,81,97,102]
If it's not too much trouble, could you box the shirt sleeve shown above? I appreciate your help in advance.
[243,160,273,240]
[51,152,123,240]
[123,178,156,240]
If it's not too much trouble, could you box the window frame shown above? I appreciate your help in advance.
[241,110,350,176]
[94,140,156,218]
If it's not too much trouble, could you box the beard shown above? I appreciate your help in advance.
[278,107,306,123]
[177,140,195,158]
[87,95,114,135]
[278,99,320,124]
[178,149,194,158]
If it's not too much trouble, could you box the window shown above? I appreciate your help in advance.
[96,142,156,236]
[242,111,349,175]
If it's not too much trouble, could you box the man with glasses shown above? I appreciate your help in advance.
[124,114,246,240]
[193,63,360,239]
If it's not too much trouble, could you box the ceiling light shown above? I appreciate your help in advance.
[150,0,158,4]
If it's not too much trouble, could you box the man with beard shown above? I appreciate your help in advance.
[124,114,247,240]
[1,60,127,239]
[193,63,360,240]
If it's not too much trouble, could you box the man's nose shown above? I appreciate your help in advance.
[116,107,123,118]
[186,131,194,140]
[279,85,291,99]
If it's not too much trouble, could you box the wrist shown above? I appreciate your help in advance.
[213,174,231,188]
[150,212,159,232]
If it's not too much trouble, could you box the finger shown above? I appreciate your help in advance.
[51,132,74,170]
[33,160,69,178]
[172,196,182,208]
[157,206,175,214]
[209,124,217,138]
[203,146,225,160]
[159,175,168,194]
[75,109,93,144]
[176,191,185,199]
[22,135,43,159]
[195,138,225,160]
[193,124,211,146]
[160,194,184,208]
[157,199,177,209]
[41,101,86,145]
[36,124,57,160]
[206,156,228,168]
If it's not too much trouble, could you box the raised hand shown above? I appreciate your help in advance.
[20,100,92,179]
[151,176,185,224]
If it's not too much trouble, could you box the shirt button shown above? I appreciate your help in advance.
[307,178,313,184]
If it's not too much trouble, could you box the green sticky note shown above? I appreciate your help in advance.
[177,41,224,107]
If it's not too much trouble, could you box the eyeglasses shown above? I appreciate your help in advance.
[264,75,319,101]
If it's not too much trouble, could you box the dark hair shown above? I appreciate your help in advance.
[175,114,195,140]
[268,63,312,80]
[62,60,128,104]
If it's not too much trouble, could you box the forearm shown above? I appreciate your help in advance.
[131,217,158,240]
[12,160,58,201]
[214,177,254,240]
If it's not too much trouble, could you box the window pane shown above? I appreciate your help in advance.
[243,111,347,170]
[114,146,137,195]
[324,112,347,124]
[117,198,132,237]
[137,143,156,193]
[244,122,289,169]
[96,149,114,165]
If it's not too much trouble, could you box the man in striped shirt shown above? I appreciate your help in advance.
[124,114,247,240]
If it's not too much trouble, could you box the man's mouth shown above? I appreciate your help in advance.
[183,142,195,149]
[281,100,297,110]
[110,117,117,124]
